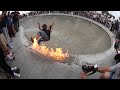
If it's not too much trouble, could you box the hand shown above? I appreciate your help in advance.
[80,72,87,79]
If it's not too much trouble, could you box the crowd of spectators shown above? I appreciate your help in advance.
[0,11,20,78]
[20,11,116,29]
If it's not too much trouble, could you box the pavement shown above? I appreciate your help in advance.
[0,14,116,79]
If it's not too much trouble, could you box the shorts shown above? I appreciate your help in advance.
[37,31,49,41]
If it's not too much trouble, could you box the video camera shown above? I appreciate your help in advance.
[82,64,99,76]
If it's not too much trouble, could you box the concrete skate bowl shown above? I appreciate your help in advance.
[19,13,115,64]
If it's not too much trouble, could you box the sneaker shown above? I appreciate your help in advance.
[9,45,14,49]
[13,72,20,77]
[13,68,20,77]
[14,68,20,74]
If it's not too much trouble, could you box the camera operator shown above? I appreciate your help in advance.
[80,54,120,79]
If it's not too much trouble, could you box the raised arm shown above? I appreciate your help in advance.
[48,21,55,30]
[38,22,42,30]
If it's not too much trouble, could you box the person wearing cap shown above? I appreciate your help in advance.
[31,21,55,44]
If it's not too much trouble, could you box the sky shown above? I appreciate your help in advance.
[109,11,120,19]
[0,11,120,19]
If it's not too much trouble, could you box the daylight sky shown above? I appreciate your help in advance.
[0,11,120,19]
[109,11,120,19]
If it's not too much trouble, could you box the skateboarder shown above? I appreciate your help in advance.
[31,21,55,44]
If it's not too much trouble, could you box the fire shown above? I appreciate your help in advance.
[32,38,69,61]
[33,38,39,47]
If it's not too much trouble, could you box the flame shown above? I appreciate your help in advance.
[33,38,39,47]
[32,38,69,60]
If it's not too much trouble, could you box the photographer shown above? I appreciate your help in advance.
[80,54,120,79]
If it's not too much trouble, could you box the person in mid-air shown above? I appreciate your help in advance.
[31,21,55,44]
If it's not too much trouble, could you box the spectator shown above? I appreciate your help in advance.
[110,21,115,32]
[10,12,16,35]
[0,27,15,61]
[12,11,20,32]
[0,12,15,60]
[113,20,119,35]
[114,40,120,54]
[0,11,14,49]
[15,11,20,29]
[81,54,120,79]
[7,12,15,38]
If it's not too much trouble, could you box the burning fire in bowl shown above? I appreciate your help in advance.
[31,38,69,61]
